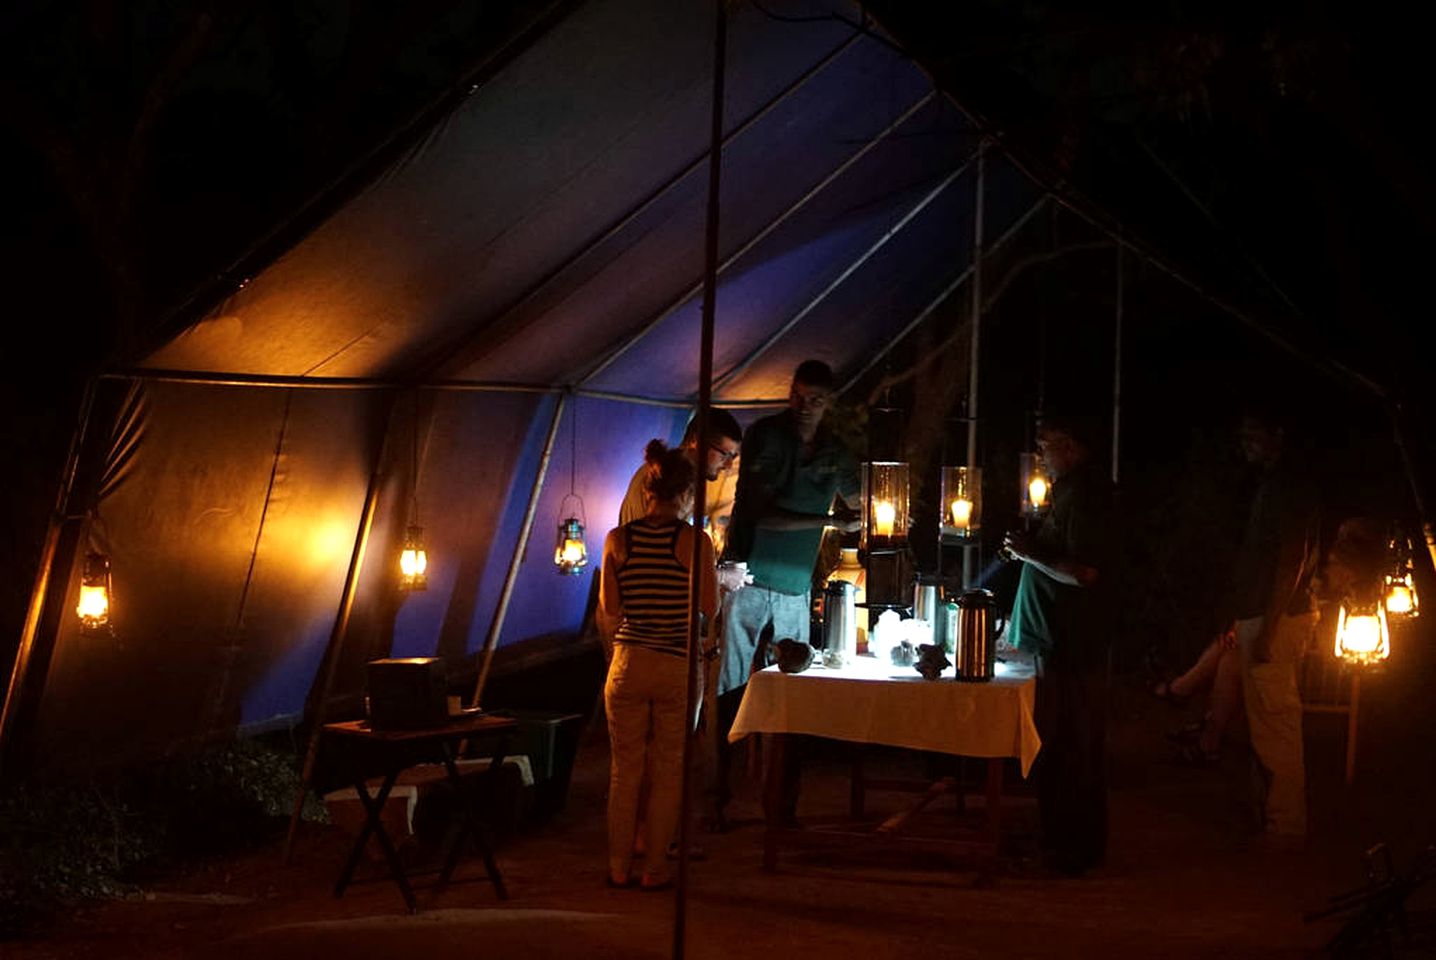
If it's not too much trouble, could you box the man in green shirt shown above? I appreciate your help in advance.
[1004,412,1117,875]
[710,360,860,827]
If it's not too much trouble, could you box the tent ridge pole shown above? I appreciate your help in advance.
[576,90,938,388]
[427,31,863,381]
[838,194,1048,396]
[910,84,1390,400]
[133,0,584,367]
[470,391,569,707]
[713,153,976,391]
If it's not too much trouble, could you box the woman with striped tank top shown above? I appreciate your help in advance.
[597,440,717,889]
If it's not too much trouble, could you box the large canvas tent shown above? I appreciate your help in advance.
[3,0,1423,778]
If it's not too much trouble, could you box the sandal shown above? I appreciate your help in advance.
[606,874,636,889]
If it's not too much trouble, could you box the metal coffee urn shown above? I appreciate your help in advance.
[955,589,998,682]
[821,579,856,668]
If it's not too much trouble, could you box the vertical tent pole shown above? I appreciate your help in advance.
[961,141,986,590]
[1345,671,1361,786]
[1112,241,1124,484]
[285,391,398,863]
[675,3,724,957]
[470,391,568,707]
[0,378,98,778]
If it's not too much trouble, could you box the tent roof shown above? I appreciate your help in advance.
[138,1,1040,403]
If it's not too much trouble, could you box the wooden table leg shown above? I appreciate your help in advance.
[762,733,787,873]
[437,735,510,900]
[850,747,865,819]
[983,758,1003,848]
[335,769,417,913]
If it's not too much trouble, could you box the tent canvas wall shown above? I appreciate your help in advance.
[15,0,1403,779]
[4,0,1055,775]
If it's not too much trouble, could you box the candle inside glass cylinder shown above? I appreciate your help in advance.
[874,500,896,537]
[1028,476,1049,510]
[950,497,973,532]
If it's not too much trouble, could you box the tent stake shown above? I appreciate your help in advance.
[470,392,568,707]
[284,392,398,864]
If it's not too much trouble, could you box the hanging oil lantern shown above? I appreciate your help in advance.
[1383,534,1419,619]
[555,495,588,575]
[77,551,112,634]
[399,525,428,591]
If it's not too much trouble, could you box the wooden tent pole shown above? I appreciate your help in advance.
[284,392,398,863]
[675,4,724,957]
[0,378,99,778]
[961,140,986,589]
[470,392,568,707]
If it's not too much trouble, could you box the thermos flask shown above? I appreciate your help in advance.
[821,580,856,668]
[955,588,998,682]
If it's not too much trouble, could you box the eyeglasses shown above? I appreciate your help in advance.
[710,443,739,464]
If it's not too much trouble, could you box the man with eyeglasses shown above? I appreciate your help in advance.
[711,359,861,830]
[618,408,744,529]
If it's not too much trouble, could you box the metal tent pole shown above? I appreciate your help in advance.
[1112,241,1124,484]
[712,156,976,391]
[676,5,724,956]
[0,378,98,778]
[284,391,399,862]
[578,91,937,387]
[837,195,1048,396]
[470,391,568,707]
[961,141,986,590]
[425,32,862,381]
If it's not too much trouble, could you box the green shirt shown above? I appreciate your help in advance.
[723,411,860,595]
[1008,461,1117,665]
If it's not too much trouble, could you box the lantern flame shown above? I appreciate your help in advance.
[1335,601,1390,665]
[874,500,896,537]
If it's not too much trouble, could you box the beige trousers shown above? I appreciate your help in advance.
[1235,611,1316,837]
[605,644,695,882]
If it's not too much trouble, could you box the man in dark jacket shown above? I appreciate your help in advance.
[1004,412,1118,876]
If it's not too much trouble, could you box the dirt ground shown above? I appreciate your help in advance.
[9,666,1436,960]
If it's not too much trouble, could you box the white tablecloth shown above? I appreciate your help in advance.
[728,655,1041,776]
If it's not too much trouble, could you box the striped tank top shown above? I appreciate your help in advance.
[614,519,692,657]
